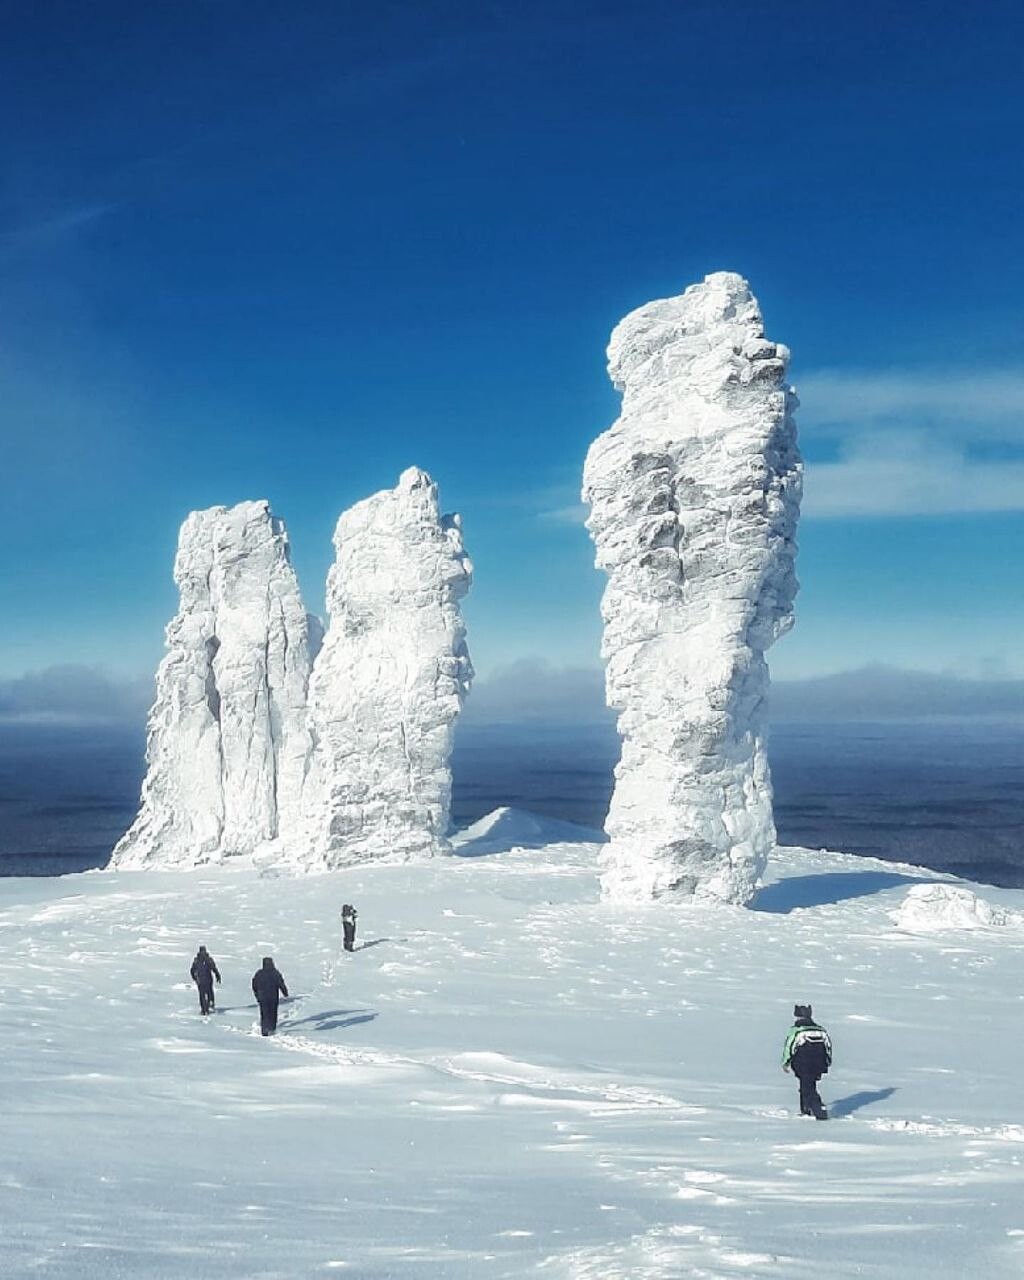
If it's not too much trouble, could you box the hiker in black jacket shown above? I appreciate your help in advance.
[189,945,221,1016]
[781,1004,833,1120]
[251,956,289,1036]
[341,903,358,953]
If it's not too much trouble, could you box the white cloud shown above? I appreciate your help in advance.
[795,368,1024,517]
[797,369,1024,441]
[804,429,1024,518]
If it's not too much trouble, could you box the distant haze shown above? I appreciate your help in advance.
[463,661,1024,723]
[0,666,154,725]
[2,661,1020,728]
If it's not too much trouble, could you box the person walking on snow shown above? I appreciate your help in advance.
[782,1004,832,1120]
[341,903,358,953]
[251,956,289,1036]
[189,945,221,1016]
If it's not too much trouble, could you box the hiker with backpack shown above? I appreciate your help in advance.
[782,1004,832,1120]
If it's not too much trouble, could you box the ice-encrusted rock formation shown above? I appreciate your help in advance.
[582,271,802,904]
[112,502,317,868]
[113,472,473,873]
[301,468,473,867]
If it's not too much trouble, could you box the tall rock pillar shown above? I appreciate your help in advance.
[111,501,315,868]
[582,272,802,904]
[302,467,473,867]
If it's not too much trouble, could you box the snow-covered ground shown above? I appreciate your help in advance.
[4,809,1024,1278]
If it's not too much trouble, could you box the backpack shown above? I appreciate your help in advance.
[791,1026,831,1073]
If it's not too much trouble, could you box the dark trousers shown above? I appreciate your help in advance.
[343,922,356,952]
[197,982,214,1015]
[797,1071,825,1117]
[259,1000,279,1036]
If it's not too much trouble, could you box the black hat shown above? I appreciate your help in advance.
[794,1003,812,1019]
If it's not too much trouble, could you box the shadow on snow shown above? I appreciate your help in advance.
[282,1007,378,1033]
[829,1087,898,1118]
[751,871,931,914]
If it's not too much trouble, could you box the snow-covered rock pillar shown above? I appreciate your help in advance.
[582,271,802,904]
[111,501,316,868]
[302,467,473,867]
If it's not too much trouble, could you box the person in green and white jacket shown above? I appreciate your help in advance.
[782,1004,832,1120]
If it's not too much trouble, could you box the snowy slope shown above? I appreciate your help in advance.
[3,814,1024,1278]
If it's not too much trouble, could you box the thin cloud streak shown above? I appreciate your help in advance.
[803,431,1024,518]
[798,366,1024,515]
[0,202,118,253]
[798,368,1024,439]
[538,502,588,526]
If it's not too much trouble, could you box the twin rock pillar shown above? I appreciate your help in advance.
[112,469,472,870]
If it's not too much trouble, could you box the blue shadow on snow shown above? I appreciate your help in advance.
[751,871,929,914]
[282,1008,378,1033]
[829,1087,897,1118]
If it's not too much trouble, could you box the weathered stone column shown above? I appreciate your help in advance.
[582,272,802,903]
[301,467,473,867]
[112,501,315,868]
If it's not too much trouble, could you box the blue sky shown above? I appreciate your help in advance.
[2,0,1022,685]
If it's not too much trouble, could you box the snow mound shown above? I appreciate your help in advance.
[452,807,605,856]
[891,884,1024,932]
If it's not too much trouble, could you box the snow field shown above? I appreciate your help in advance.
[3,815,1024,1277]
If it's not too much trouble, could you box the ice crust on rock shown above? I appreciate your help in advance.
[582,271,802,905]
[113,472,472,873]
[300,467,473,868]
[112,501,316,868]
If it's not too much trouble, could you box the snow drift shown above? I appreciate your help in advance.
[582,271,802,905]
[891,883,1024,932]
